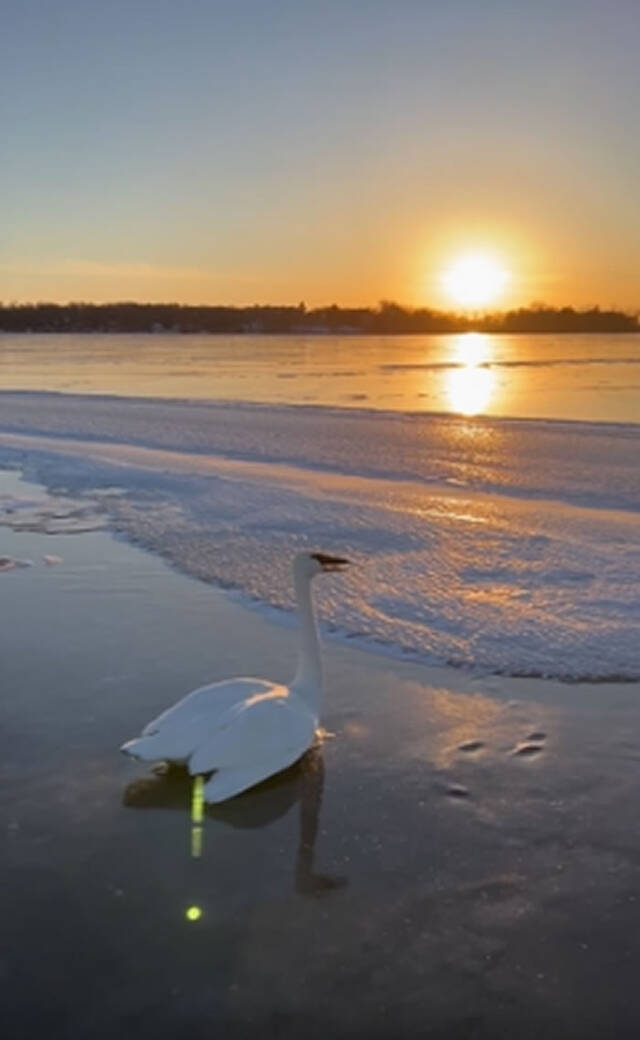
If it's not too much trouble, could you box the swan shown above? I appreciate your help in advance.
[120,551,349,803]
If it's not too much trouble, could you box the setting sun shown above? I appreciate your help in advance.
[441,253,510,308]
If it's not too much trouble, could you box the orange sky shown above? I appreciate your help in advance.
[2,2,639,311]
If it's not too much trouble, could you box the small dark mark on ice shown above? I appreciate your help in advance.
[447,784,470,798]
[0,556,34,571]
[458,739,485,753]
[43,554,63,566]
[512,742,544,757]
[526,731,546,742]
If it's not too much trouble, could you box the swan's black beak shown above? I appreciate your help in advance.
[312,553,350,573]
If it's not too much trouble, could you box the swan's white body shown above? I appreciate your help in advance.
[121,552,347,802]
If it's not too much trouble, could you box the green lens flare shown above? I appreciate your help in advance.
[191,775,204,824]
[190,775,205,859]
[191,825,203,859]
[185,905,202,922]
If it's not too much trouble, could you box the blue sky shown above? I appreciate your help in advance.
[2,0,639,306]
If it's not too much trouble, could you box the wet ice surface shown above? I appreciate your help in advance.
[1,330,640,422]
[1,392,639,680]
[0,470,105,568]
[0,472,105,535]
[3,477,640,1039]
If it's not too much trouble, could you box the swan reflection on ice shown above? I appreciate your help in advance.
[123,747,348,901]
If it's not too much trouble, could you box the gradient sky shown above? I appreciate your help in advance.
[2,0,639,308]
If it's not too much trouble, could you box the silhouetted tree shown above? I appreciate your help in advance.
[0,301,636,335]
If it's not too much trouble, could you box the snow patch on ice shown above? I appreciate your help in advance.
[0,393,639,681]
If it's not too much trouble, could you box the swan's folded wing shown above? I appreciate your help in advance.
[140,678,277,737]
[202,758,301,803]
[188,696,315,777]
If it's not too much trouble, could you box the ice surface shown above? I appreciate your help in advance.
[1,392,639,680]
[0,485,104,535]
[2,331,640,423]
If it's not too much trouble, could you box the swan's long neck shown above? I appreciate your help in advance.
[290,570,322,713]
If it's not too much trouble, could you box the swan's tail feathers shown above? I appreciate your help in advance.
[120,737,165,762]
[202,759,297,803]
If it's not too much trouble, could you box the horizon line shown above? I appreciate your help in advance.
[2,300,639,316]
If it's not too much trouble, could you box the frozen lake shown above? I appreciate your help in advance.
[1,385,639,681]
[1,330,638,680]
[1,330,639,423]
[3,469,640,1039]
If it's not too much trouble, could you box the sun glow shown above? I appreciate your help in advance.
[442,253,509,308]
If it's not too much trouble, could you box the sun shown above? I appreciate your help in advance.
[441,252,509,308]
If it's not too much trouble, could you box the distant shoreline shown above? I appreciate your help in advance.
[3,329,640,337]
[1,301,638,336]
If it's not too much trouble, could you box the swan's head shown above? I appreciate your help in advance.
[294,551,350,579]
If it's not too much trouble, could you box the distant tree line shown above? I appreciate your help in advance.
[0,300,637,334]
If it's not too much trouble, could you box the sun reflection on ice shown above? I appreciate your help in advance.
[447,333,496,416]
[448,367,494,416]
[453,332,490,366]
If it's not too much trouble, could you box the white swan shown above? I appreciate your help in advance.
[120,551,349,803]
